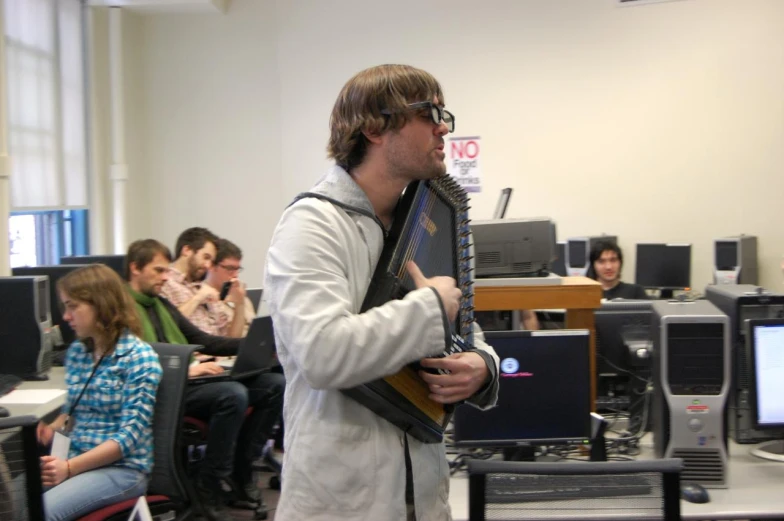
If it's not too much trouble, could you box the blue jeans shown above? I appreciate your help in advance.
[43,466,148,521]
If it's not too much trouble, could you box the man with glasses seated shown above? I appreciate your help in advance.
[203,238,255,337]
[161,227,247,338]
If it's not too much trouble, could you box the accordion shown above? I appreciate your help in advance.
[342,175,474,443]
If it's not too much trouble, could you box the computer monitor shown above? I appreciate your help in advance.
[748,318,784,462]
[492,188,513,219]
[594,301,653,425]
[635,243,691,296]
[453,330,592,448]
[60,254,125,277]
[595,300,653,377]
[12,264,91,348]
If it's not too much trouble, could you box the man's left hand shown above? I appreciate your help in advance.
[418,351,489,404]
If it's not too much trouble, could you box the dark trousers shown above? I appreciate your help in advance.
[185,380,248,481]
[185,373,285,485]
[234,371,285,483]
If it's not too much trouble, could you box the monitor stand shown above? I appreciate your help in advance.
[750,440,784,462]
[503,446,536,462]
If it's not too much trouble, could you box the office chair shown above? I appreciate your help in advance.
[467,458,683,521]
[246,288,263,313]
[0,415,45,521]
[76,344,195,521]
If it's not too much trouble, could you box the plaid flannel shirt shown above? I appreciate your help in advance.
[64,331,163,474]
[160,266,229,335]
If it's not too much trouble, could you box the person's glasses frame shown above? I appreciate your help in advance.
[218,264,244,274]
[381,101,455,133]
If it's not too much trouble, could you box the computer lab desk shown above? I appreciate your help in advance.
[2,367,66,422]
[448,435,784,520]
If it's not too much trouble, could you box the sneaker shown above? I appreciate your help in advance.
[225,475,262,509]
[196,475,239,521]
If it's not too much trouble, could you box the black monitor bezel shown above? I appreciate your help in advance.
[634,242,692,290]
[748,318,784,431]
[452,330,593,448]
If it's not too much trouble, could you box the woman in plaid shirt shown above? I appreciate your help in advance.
[36,264,163,521]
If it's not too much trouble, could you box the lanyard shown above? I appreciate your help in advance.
[67,352,108,419]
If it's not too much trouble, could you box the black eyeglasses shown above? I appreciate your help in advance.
[381,101,455,133]
[218,264,244,274]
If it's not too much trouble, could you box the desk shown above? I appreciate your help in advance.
[474,277,602,404]
[2,368,66,421]
[449,436,784,520]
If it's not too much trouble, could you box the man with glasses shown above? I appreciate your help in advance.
[265,64,499,521]
[161,227,246,337]
[203,238,253,337]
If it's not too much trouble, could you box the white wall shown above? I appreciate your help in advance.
[138,0,281,286]
[129,0,784,290]
[88,7,148,254]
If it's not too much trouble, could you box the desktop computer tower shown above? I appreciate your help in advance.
[565,235,617,277]
[651,300,729,488]
[705,284,784,443]
[0,276,54,380]
[714,235,758,285]
[551,241,567,276]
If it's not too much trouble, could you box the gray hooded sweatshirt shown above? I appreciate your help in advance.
[264,166,499,521]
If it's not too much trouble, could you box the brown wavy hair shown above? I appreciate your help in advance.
[327,64,444,172]
[57,264,142,352]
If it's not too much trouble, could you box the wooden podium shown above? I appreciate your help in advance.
[473,276,603,407]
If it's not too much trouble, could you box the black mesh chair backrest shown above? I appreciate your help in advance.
[0,415,45,521]
[467,458,683,521]
[148,343,194,502]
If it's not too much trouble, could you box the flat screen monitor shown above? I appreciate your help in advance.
[60,254,125,277]
[749,319,784,430]
[492,188,512,219]
[747,318,784,461]
[595,300,653,377]
[635,243,691,290]
[453,330,592,447]
[567,239,587,269]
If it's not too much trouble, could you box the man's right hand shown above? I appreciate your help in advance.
[188,361,225,378]
[406,261,462,322]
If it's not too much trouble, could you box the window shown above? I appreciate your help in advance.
[3,0,90,266]
[9,209,89,267]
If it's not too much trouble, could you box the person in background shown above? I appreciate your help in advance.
[203,238,255,337]
[519,309,540,330]
[126,239,282,520]
[37,264,162,521]
[587,240,648,300]
[161,227,248,337]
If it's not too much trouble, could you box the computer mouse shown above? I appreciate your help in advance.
[0,406,9,418]
[680,482,710,504]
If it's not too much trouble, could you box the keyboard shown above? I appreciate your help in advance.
[0,374,23,398]
[486,473,653,503]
